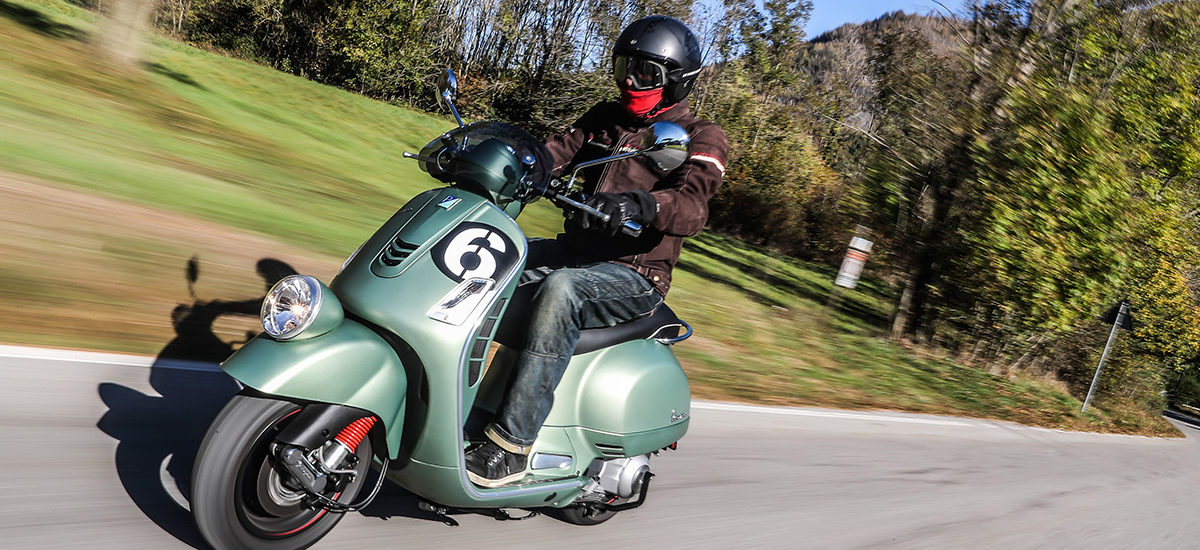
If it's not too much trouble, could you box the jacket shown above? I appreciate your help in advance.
[543,100,729,296]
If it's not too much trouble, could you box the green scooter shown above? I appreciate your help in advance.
[191,71,695,549]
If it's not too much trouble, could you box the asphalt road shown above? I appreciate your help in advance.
[1,345,1197,549]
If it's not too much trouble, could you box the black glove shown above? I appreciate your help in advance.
[578,190,658,236]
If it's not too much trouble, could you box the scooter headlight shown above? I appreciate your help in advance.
[261,275,323,340]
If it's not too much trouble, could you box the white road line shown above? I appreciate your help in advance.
[691,401,990,427]
[0,344,989,428]
[0,344,220,371]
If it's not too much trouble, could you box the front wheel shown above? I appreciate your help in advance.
[191,395,372,550]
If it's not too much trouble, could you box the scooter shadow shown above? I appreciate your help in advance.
[96,363,239,549]
[95,256,283,548]
[96,365,447,548]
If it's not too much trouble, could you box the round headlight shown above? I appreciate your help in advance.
[261,275,322,340]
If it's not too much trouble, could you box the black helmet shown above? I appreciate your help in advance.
[613,15,702,107]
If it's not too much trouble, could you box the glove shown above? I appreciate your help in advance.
[578,190,658,236]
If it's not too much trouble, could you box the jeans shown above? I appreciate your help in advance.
[488,240,663,450]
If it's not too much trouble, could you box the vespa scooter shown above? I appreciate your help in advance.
[191,70,695,549]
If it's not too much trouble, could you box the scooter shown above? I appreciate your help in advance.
[191,70,695,549]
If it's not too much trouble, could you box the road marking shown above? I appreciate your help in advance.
[0,344,220,372]
[691,401,992,427]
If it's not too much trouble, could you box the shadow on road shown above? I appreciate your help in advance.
[357,483,452,523]
[97,368,238,549]
[95,257,295,548]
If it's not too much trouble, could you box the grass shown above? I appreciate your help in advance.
[0,0,1178,437]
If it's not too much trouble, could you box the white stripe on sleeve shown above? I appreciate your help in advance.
[689,152,726,174]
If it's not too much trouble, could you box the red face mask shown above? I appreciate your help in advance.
[620,87,665,118]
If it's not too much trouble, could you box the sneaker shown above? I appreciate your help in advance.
[465,441,528,487]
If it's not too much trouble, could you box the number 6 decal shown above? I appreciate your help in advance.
[432,222,518,283]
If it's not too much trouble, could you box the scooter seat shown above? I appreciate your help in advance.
[493,297,682,355]
[575,303,682,355]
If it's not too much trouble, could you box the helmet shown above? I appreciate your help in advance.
[613,15,702,107]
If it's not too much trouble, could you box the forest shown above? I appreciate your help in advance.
[111,0,1200,415]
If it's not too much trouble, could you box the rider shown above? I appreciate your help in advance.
[465,15,729,487]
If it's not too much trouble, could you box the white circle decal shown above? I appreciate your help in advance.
[433,222,518,283]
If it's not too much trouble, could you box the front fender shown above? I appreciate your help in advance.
[222,320,407,458]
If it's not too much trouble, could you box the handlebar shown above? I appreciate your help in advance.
[402,151,439,163]
[403,144,642,237]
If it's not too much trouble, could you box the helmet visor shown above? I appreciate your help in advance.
[614,56,668,91]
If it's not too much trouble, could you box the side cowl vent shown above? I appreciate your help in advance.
[380,237,419,267]
[372,237,420,278]
[595,443,625,457]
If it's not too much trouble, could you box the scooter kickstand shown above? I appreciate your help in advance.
[418,501,460,527]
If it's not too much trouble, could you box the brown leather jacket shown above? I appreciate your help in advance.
[543,100,729,297]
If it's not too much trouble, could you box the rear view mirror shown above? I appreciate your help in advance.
[642,121,689,171]
[436,70,464,127]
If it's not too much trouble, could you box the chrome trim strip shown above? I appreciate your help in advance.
[531,453,574,470]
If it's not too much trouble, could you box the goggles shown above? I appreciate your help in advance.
[614,56,669,91]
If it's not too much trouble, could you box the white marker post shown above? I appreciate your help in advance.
[835,237,873,289]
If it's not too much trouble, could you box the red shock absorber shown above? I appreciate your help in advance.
[334,416,377,451]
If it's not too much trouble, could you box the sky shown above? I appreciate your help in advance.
[806,0,963,37]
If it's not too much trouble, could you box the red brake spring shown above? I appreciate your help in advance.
[334,416,377,451]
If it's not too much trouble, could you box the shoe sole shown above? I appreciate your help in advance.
[468,470,527,488]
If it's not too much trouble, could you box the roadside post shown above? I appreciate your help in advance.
[835,236,873,289]
[1082,300,1133,413]
[826,232,873,321]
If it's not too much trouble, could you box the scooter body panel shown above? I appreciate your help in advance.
[221,320,408,458]
[331,187,527,469]
[549,339,691,454]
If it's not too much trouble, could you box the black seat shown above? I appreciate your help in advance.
[493,285,682,355]
[574,303,681,354]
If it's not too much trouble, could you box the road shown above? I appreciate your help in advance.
[0,345,1197,549]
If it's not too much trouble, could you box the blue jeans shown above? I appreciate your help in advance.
[487,241,663,450]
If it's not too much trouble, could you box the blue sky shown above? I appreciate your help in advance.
[807,0,963,37]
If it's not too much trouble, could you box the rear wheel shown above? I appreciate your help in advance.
[558,466,652,526]
[191,396,372,549]
[559,505,617,525]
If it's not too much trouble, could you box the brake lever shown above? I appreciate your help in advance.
[553,192,601,218]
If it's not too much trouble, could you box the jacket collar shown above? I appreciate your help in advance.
[647,100,690,123]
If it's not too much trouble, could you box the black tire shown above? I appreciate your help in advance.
[191,395,372,550]
[558,505,617,526]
